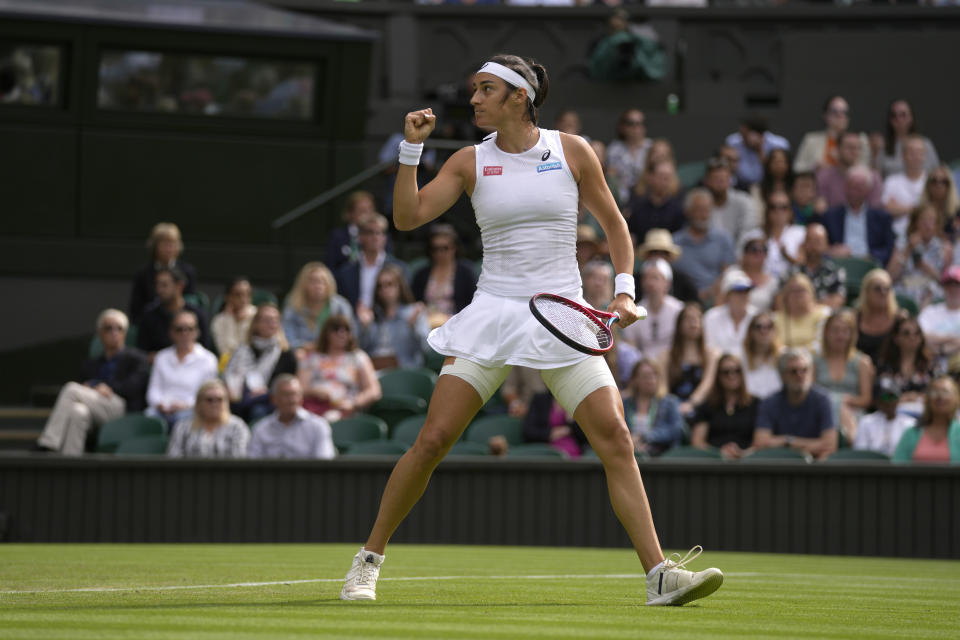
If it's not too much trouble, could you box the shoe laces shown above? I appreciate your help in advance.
[354,557,376,587]
[661,545,703,572]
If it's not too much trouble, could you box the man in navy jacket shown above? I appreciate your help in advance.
[818,165,895,267]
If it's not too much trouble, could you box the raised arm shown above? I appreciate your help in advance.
[393,108,474,231]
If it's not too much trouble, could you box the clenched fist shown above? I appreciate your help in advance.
[404,108,436,144]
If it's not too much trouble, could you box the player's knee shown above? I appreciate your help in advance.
[592,420,634,459]
[412,429,455,464]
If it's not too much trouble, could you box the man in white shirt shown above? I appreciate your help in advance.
[703,269,756,360]
[248,374,335,459]
[622,257,682,360]
[145,310,219,427]
[854,377,915,457]
[918,265,960,357]
[882,135,928,237]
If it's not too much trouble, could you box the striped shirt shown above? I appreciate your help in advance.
[167,415,250,458]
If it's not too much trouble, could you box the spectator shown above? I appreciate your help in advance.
[877,314,937,413]
[920,166,960,241]
[888,204,952,308]
[753,348,837,460]
[622,257,682,360]
[137,266,211,358]
[743,311,782,400]
[733,230,778,311]
[298,315,381,422]
[854,269,900,365]
[892,376,960,463]
[336,212,406,312]
[724,115,790,187]
[554,108,582,136]
[821,165,896,267]
[223,303,297,423]
[167,379,249,458]
[606,108,651,204]
[703,157,759,245]
[762,188,806,281]
[410,224,478,329]
[606,324,643,390]
[672,188,736,303]
[854,376,915,458]
[357,264,431,370]
[917,265,960,359]
[625,159,685,244]
[576,224,603,269]
[873,99,940,179]
[816,131,882,209]
[704,269,756,361]
[145,310,218,428]
[282,262,354,352]
[500,366,546,418]
[795,95,870,173]
[582,260,614,311]
[247,374,335,459]
[791,171,827,226]
[775,273,830,350]
[324,190,377,271]
[585,138,622,217]
[35,309,149,455]
[659,302,719,416]
[210,277,256,357]
[718,143,750,193]
[522,391,587,458]
[751,147,794,221]
[622,358,685,457]
[690,354,758,460]
[882,135,930,237]
[128,222,197,324]
[813,309,875,443]
[783,223,847,309]
[635,228,698,303]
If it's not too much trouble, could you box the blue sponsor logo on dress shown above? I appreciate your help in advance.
[537,161,562,174]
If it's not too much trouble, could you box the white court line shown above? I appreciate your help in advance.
[1,571,956,596]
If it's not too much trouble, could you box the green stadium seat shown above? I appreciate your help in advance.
[895,294,918,317]
[114,435,168,455]
[368,394,429,431]
[506,443,566,458]
[405,256,429,277]
[824,449,890,462]
[423,347,446,374]
[391,413,428,446]
[377,368,437,404]
[343,440,409,456]
[96,414,166,453]
[465,415,524,445]
[676,160,706,189]
[660,445,722,460]
[331,414,388,452]
[183,291,211,314]
[835,256,879,303]
[742,448,810,462]
[447,441,489,456]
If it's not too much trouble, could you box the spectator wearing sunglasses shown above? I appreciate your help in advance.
[876,315,936,413]
[145,310,218,428]
[35,309,149,454]
[167,379,249,458]
[782,223,846,309]
[795,96,870,174]
[854,269,900,366]
[854,376,915,458]
[690,354,759,460]
[919,166,960,241]
[606,108,652,204]
[888,203,952,308]
[734,230,778,311]
[742,311,782,400]
[872,99,939,180]
[762,189,805,281]
[410,224,477,329]
[752,348,837,460]
[358,264,431,370]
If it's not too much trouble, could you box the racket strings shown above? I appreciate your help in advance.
[534,298,610,350]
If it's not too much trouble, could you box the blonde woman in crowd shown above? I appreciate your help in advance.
[774,273,830,350]
[854,268,900,364]
[813,310,875,442]
[167,380,249,458]
[742,311,782,400]
[282,262,355,352]
[919,165,960,240]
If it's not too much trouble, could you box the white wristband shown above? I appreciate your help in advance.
[398,140,424,166]
[615,273,636,299]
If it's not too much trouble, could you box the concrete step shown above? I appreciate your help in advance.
[0,407,49,450]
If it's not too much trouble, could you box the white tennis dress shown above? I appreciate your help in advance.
[427,128,592,369]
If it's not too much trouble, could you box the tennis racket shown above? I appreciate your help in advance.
[529,293,621,356]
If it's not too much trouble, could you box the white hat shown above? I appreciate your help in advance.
[721,269,754,294]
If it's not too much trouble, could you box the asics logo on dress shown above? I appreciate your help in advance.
[542,150,551,161]
[483,166,503,176]
[537,161,562,174]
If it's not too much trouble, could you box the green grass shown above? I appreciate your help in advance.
[1,544,958,639]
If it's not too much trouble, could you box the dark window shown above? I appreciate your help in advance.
[0,44,62,107]
[97,50,315,121]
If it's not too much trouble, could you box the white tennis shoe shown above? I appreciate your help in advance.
[340,547,384,601]
[645,546,723,606]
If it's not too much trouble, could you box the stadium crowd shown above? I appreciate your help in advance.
[33,95,960,464]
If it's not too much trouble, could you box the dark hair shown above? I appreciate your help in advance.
[425,223,459,265]
[838,130,861,146]
[884,99,917,157]
[741,115,768,134]
[821,94,845,114]
[374,263,415,313]
[760,148,795,202]
[878,314,931,375]
[487,54,549,125]
[156,265,186,285]
[707,353,751,410]
[668,302,705,388]
[705,156,730,175]
[793,171,816,184]
[317,314,357,354]
[224,276,250,295]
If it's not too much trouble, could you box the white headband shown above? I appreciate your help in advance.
[477,61,536,103]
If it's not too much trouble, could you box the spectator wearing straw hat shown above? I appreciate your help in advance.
[634,228,697,302]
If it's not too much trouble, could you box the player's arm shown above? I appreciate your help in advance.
[393,108,473,231]
[561,133,639,326]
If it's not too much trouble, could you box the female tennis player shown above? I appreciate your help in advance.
[341,54,723,606]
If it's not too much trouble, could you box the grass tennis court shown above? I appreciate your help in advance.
[1,544,957,639]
